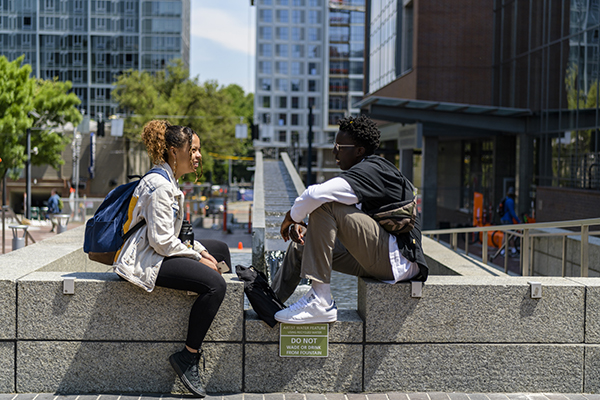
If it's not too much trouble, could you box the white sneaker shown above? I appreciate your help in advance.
[274,288,337,324]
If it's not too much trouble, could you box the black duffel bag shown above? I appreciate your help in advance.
[235,265,285,327]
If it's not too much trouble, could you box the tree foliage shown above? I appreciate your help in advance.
[0,55,82,180]
[112,60,254,184]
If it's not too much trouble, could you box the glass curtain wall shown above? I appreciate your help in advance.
[494,0,600,190]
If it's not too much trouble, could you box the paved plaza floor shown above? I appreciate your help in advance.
[1,393,598,400]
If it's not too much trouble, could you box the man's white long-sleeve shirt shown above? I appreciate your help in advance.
[290,177,419,283]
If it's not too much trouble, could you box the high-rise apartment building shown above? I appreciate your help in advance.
[253,0,365,184]
[0,0,190,118]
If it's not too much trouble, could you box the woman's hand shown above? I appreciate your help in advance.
[289,223,307,245]
[199,250,220,274]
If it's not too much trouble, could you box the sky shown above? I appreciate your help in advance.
[189,1,256,94]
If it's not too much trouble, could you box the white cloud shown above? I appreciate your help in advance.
[191,7,255,56]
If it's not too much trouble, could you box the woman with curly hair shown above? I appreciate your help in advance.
[114,120,229,397]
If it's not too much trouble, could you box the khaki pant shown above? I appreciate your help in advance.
[272,202,394,302]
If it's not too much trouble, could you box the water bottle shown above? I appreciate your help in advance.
[179,220,194,248]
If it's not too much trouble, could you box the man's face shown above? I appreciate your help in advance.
[333,130,363,171]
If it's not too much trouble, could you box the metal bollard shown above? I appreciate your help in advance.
[55,214,70,234]
[9,225,28,251]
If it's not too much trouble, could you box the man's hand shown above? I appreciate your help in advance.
[280,210,307,242]
[289,223,307,245]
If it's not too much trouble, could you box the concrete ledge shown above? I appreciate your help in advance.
[16,341,242,394]
[584,345,600,392]
[0,343,14,393]
[570,278,600,343]
[364,344,583,393]
[422,237,509,277]
[245,309,363,343]
[358,276,585,343]
[244,343,362,393]
[17,272,244,342]
[0,280,14,340]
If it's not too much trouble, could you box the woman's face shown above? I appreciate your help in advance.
[172,134,201,177]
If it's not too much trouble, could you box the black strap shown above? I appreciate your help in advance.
[122,219,146,242]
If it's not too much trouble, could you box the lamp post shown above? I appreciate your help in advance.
[25,127,31,219]
[307,106,314,187]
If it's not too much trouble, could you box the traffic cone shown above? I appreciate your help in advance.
[238,242,243,250]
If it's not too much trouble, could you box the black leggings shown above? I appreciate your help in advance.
[155,240,230,349]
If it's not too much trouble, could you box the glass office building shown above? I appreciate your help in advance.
[253,0,365,184]
[0,0,190,118]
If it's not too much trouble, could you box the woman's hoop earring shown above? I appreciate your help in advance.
[173,160,177,177]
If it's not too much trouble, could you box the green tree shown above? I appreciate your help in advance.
[0,55,82,181]
[112,60,254,184]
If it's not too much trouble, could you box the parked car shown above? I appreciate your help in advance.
[205,197,225,216]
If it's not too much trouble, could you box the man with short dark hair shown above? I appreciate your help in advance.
[273,115,428,324]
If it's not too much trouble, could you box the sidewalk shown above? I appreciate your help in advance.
[1,217,85,255]
[0,393,596,400]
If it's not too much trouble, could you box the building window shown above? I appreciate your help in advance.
[276,79,288,92]
[73,52,83,65]
[276,44,288,57]
[308,28,320,41]
[278,130,287,142]
[308,97,316,107]
[96,70,105,83]
[125,1,135,14]
[292,27,304,41]
[259,9,273,23]
[74,17,84,30]
[292,0,305,5]
[291,114,300,125]
[125,19,135,32]
[259,26,273,40]
[259,61,272,74]
[308,80,317,92]
[276,27,289,40]
[261,96,271,108]
[278,96,287,108]
[276,10,289,23]
[291,62,302,75]
[45,16,55,29]
[291,45,303,58]
[309,0,321,5]
[45,0,55,10]
[23,16,32,28]
[291,97,300,109]
[292,10,304,24]
[96,0,106,11]
[291,79,301,91]
[260,78,272,91]
[259,43,272,57]
[74,0,83,12]
[73,35,83,47]
[278,114,287,126]
[262,113,271,124]
[277,0,289,5]
[96,18,106,30]
[260,0,273,4]
[309,62,318,75]
[309,10,320,24]
[329,113,344,126]
[276,61,288,74]
[22,34,32,47]
[308,45,320,58]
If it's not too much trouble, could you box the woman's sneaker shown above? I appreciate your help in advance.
[169,348,206,398]
[275,288,337,324]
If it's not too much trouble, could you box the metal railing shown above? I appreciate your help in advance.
[423,218,600,276]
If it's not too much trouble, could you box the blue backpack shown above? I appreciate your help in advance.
[84,167,170,265]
